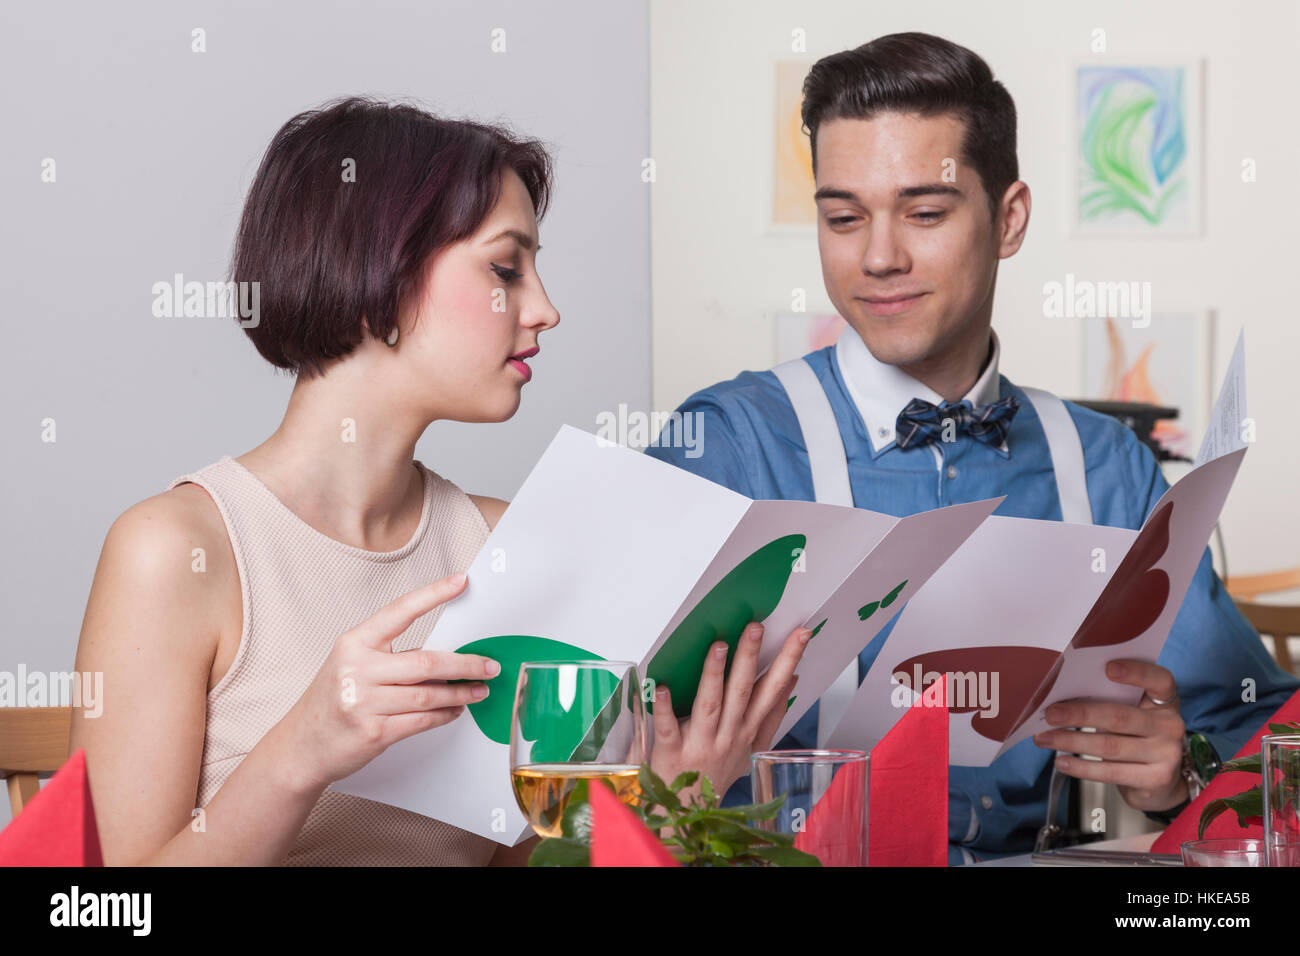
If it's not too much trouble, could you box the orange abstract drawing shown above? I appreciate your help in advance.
[1101,317,1189,455]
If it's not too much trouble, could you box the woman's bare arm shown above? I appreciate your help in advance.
[70,490,327,865]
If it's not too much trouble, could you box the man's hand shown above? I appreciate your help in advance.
[649,621,809,800]
[1032,658,1188,813]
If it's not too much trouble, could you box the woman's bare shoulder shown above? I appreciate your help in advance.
[466,494,509,532]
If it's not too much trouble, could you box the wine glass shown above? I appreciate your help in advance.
[509,660,649,838]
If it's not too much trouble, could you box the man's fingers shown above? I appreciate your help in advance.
[353,573,469,651]
[1104,659,1178,706]
[1043,699,1158,737]
[718,623,763,739]
[1033,728,1170,764]
[1052,753,1168,790]
[372,648,500,685]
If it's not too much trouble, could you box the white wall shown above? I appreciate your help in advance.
[0,0,650,825]
[650,0,1300,578]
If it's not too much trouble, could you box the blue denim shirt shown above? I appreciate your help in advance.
[645,344,1299,865]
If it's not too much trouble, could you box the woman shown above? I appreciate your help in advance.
[70,97,810,866]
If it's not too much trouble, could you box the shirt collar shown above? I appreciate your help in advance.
[833,325,1006,456]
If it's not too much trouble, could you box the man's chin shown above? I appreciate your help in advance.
[849,322,935,370]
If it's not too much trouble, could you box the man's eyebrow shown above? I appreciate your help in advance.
[483,228,540,251]
[813,184,965,202]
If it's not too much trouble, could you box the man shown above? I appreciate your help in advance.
[645,32,1298,864]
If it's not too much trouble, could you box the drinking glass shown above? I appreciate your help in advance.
[509,660,648,838]
[751,749,869,866]
[1262,734,1300,867]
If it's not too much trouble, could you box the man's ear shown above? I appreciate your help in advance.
[996,181,1031,259]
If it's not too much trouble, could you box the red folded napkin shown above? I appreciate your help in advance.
[794,757,867,865]
[867,674,950,866]
[1151,686,1300,853]
[590,778,679,867]
[0,749,102,867]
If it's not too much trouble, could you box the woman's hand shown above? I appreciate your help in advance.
[278,572,500,792]
[649,622,810,799]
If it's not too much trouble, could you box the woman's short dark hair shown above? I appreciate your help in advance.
[801,32,1018,219]
[231,96,554,377]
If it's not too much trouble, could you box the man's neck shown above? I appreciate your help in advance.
[897,330,995,403]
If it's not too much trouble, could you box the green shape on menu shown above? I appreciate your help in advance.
[646,534,806,716]
[454,635,616,762]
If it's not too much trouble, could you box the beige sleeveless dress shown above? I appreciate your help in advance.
[166,456,498,866]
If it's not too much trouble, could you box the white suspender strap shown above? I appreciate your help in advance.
[1019,386,1093,525]
[770,359,855,508]
[771,357,858,746]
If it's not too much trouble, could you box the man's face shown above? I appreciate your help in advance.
[814,112,1007,374]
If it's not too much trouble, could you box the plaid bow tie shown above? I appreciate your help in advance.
[894,395,1020,450]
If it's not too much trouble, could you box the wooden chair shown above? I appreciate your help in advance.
[1226,568,1300,601]
[1234,602,1299,676]
[0,707,73,818]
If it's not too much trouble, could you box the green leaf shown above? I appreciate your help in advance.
[528,838,591,867]
[637,763,681,814]
[752,845,822,867]
[707,837,738,859]
[1268,722,1300,735]
[700,774,716,803]
[1197,786,1263,840]
[1220,754,1262,775]
[741,793,787,821]
[669,771,699,793]
[559,779,594,843]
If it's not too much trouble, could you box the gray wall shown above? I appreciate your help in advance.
[0,0,650,818]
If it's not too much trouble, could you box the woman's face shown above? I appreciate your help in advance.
[395,168,560,424]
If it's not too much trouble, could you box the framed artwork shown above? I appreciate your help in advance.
[1072,60,1203,237]
[773,312,846,364]
[1080,310,1214,461]
[769,59,817,232]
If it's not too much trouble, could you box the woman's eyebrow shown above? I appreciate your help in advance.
[482,228,540,251]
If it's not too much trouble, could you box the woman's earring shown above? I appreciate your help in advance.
[385,325,399,347]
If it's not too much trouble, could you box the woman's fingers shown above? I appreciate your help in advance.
[364,680,488,716]
[718,623,763,740]
[690,640,729,738]
[371,648,500,685]
[352,574,469,652]
[652,684,681,751]
[745,626,811,735]
[753,676,799,752]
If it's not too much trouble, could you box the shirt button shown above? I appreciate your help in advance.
[980,795,994,810]
[877,427,890,439]
[946,465,958,480]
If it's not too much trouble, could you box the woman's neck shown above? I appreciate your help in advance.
[235,360,431,552]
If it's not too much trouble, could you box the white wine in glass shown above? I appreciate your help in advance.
[509,660,648,838]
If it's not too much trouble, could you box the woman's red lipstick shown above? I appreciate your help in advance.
[508,346,538,382]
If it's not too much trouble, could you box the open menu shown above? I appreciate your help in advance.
[333,424,1000,843]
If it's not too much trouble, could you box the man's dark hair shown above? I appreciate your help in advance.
[231,96,554,378]
[801,32,1018,219]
